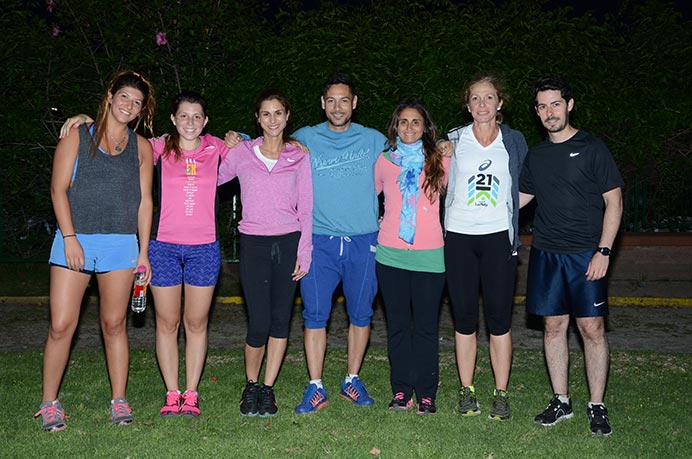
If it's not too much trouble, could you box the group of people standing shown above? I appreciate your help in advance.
[35,70,622,439]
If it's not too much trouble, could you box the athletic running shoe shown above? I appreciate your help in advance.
[258,385,278,417]
[534,395,574,426]
[488,389,511,421]
[111,398,133,425]
[458,386,481,416]
[240,381,260,417]
[588,403,613,436]
[34,399,67,432]
[388,392,413,411]
[294,383,328,414]
[181,390,201,418]
[340,377,374,406]
[159,390,181,417]
[417,397,437,415]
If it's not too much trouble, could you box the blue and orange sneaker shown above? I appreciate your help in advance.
[340,377,374,406]
[294,383,328,414]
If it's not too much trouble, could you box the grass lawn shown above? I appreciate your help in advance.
[4,348,691,458]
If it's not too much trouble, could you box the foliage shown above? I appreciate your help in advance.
[1,0,691,259]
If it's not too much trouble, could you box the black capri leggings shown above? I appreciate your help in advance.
[240,232,300,348]
[444,230,517,336]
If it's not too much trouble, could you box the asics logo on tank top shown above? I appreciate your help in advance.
[569,152,580,157]
[479,159,492,171]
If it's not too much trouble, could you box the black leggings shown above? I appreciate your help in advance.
[376,262,445,400]
[240,232,299,347]
[444,230,517,336]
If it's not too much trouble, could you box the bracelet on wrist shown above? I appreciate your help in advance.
[63,234,76,239]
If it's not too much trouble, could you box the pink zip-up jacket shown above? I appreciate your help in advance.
[375,153,449,250]
[218,137,313,272]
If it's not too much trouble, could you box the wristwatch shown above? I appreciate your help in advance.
[597,247,611,256]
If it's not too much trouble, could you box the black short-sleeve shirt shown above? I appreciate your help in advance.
[519,130,624,253]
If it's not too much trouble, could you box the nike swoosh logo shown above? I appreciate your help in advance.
[569,152,580,157]
[286,158,296,162]
[594,301,606,307]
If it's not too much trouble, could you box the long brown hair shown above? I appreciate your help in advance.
[91,70,156,157]
[163,90,208,161]
[386,98,446,202]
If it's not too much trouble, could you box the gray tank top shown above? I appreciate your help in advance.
[68,124,141,234]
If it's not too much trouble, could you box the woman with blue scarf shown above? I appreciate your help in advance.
[375,99,448,415]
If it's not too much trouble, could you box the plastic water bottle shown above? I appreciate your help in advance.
[130,266,147,313]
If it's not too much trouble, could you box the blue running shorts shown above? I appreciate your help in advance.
[49,230,139,274]
[300,232,378,329]
[526,246,609,317]
[149,240,221,287]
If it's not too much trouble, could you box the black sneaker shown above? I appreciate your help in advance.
[488,389,511,421]
[240,381,259,416]
[534,395,574,426]
[258,385,278,417]
[587,404,613,436]
[416,397,437,415]
[388,392,413,411]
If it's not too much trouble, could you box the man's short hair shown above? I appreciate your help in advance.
[533,74,573,105]
[323,72,355,97]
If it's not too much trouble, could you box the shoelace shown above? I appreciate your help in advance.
[260,388,276,409]
[34,403,64,423]
[343,383,361,400]
[182,392,198,408]
[309,389,325,407]
[242,385,258,406]
[420,397,433,406]
[112,401,131,417]
[392,392,405,402]
[164,392,180,407]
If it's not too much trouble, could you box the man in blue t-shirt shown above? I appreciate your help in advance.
[291,73,387,414]
[519,74,623,436]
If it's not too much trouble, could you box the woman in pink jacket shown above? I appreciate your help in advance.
[375,99,448,415]
[218,89,312,417]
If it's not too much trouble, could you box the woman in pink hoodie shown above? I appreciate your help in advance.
[218,89,312,417]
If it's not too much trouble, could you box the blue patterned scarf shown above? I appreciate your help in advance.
[388,137,424,244]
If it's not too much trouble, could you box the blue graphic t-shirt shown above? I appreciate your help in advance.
[293,122,387,236]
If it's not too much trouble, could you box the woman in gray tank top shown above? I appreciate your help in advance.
[35,71,155,433]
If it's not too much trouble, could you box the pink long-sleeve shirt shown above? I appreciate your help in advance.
[217,138,313,271]
[375,153,449,250]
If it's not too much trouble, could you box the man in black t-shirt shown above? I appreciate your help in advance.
[519,75,623,436]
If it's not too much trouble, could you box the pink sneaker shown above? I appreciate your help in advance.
[181,390,201,417]
[160,390,181,417]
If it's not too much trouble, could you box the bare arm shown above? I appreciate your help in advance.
[135,136,154,284]
[50,126,84,270]
[59,114,93,139]
[519,192,535,209]
[586,187,623,281]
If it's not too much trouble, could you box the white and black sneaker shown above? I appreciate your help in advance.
[587,403,613,436]
[534,395,574,426]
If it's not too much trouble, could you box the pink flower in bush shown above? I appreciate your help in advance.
[47,0,55,13]
[52,25,61,37]
[156,31,167,46]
